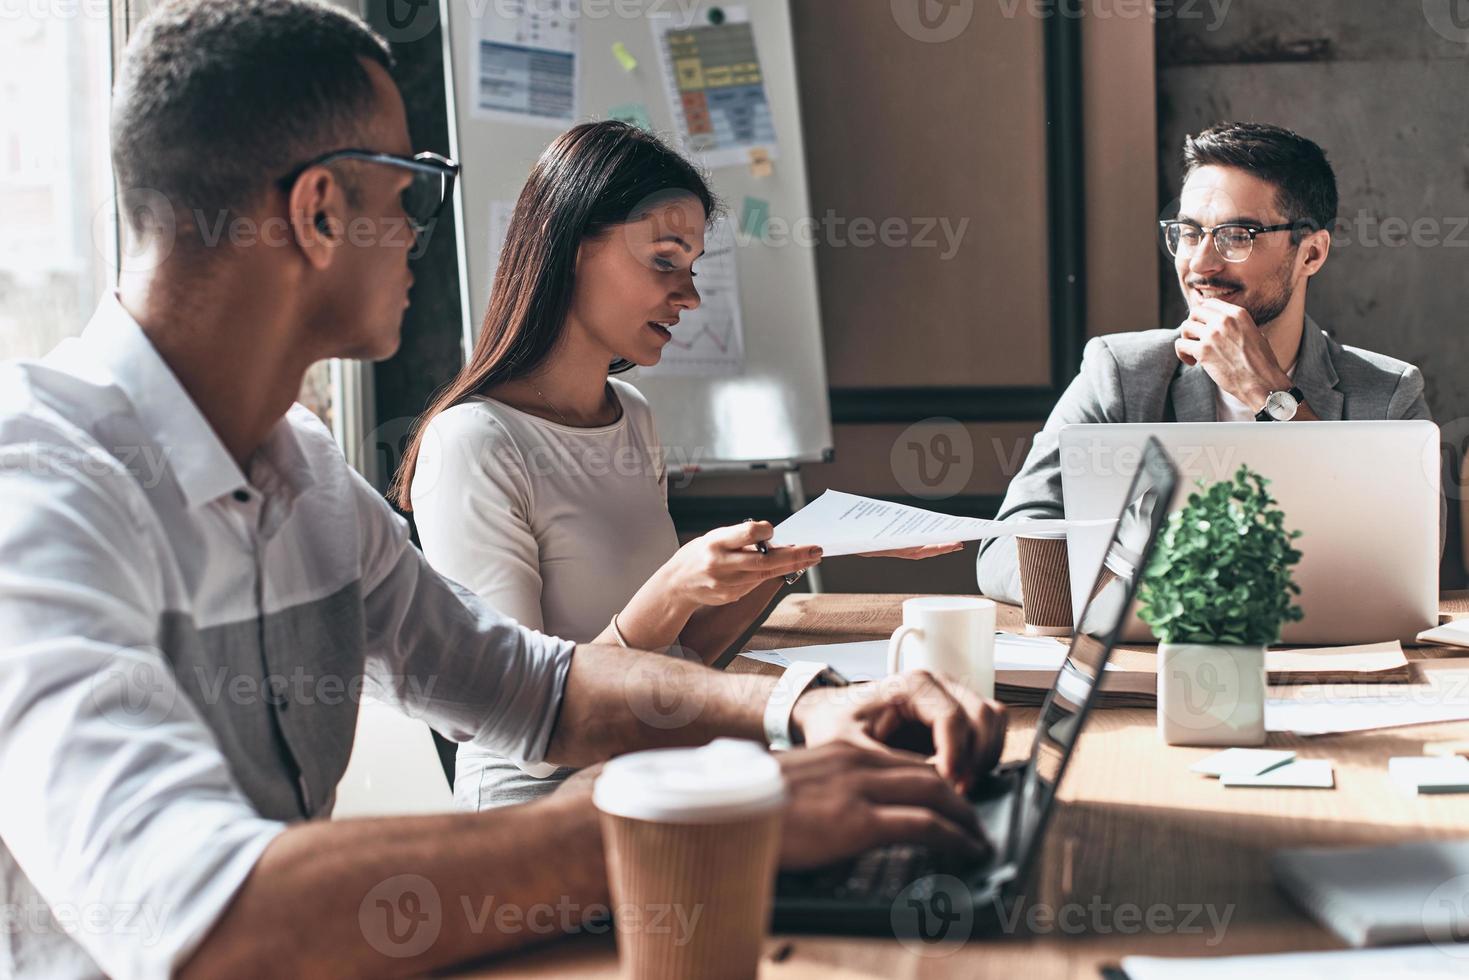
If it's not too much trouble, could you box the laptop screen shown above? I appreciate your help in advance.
[1007,437,1177,877]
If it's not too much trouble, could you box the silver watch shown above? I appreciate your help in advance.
[1255,386,1304,422]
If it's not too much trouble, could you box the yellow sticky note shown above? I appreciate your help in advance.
[748,147,774,178]
[612,41,638,72]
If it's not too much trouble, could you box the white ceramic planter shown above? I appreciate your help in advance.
[1157,643,1267,747]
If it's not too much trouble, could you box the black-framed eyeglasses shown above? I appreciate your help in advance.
[276,149,459,233]
[1159,219,1297,263]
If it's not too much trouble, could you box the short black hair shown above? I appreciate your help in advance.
[112,0,393,239]
[1182,122,1338,242]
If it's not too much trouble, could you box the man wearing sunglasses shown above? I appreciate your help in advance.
[978,121,1432,603]
[0,1,1008,977]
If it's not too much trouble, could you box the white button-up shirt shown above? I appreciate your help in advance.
[0,297,575,979]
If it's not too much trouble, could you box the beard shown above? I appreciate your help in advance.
[1184,252,1297,328]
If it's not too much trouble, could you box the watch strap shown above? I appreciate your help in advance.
[763,661,849,751]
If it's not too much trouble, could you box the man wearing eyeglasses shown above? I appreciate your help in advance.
[977,121,1432,603]
[0,1,1007,977]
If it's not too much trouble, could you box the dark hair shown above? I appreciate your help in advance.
[390,121,717,509]
[1182,122,1338,242]
[111,0,393,241]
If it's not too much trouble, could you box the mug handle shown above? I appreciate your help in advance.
[888,625,923,674]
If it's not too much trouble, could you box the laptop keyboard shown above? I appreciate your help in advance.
[779,844,947,903]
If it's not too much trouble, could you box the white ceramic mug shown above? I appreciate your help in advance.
[887,597,997,699]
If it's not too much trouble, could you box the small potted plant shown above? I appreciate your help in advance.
[1137,465,1303,746]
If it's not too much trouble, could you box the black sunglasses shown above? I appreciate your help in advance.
[276,149,459,233]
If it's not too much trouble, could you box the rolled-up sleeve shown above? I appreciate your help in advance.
[353,469,575,765]
[0,444,285,980]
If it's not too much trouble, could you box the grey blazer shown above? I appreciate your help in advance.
[975,318,1434,603]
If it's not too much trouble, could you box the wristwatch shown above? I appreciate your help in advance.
[1255,386,1305,422]
[763,661,849,751]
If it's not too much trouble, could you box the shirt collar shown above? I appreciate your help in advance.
[76,295,314,512]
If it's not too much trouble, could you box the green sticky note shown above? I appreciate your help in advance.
[741,196,770,239]
[609,102,654,133]
[612,41,638,71]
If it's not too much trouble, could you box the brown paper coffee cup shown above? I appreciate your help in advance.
[1016,532,1074,636]
[593,740,785,980]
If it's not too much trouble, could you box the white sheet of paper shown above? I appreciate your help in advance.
[1389,756,1469,794]
[1220,759,1334,789]
[1122,945,1463,980]
[1418,618,1469,647]
[769,490,1112,557]
[1190,748,1296,779]
[1267,694,1469,735]
[739,635,1091,681]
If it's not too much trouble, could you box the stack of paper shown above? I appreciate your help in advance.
[1417,617,1469,647]
[739,636,1156,708]
[1388,756,1469,794]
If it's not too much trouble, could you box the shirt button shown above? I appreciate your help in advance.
[233,490,250,503]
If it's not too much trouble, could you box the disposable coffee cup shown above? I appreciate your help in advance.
[1015,530,1074,636]
[593,739,785,980]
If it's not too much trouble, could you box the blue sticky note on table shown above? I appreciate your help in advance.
[609,102,653,133]
[741,196,770,239]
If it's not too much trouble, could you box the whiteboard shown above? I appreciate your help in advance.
[441,0,833,468]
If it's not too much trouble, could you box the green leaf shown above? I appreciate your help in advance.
[1134,462,1303,646]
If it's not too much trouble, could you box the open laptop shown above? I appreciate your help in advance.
[772,437,1178,937]
[1059,421,1440,645]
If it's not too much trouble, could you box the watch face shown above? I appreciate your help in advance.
[1267,390,1298,421]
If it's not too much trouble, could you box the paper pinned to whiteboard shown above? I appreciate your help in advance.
[649,6,779,169]
[471,0,580,127]
[640,219,746,378]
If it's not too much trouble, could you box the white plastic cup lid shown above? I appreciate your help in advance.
[593,738,786,824]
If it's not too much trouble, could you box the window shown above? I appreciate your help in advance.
[4,3,374,482]
[0,7,115,361]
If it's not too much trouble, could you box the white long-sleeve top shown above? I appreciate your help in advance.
[411,380,681,808]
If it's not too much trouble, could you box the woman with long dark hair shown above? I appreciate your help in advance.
[392,121,956,808]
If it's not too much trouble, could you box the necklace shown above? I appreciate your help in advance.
[532,383,571,426]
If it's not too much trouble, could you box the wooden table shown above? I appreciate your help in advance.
[465,593,1469,978]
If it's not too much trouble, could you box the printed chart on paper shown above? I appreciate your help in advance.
[650,7,779,169]
[640,220,746,377]
[472,0,579,127]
